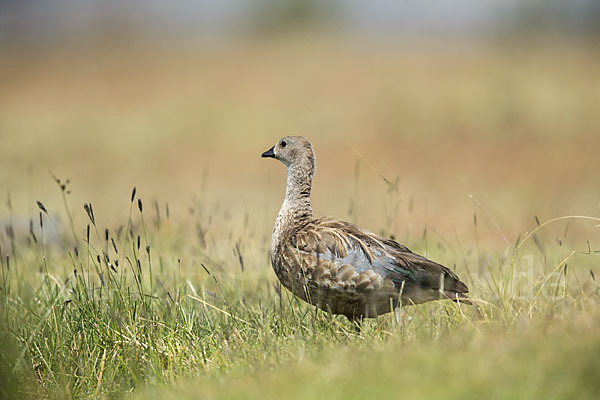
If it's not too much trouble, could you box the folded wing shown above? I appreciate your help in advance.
[292,218,469,298]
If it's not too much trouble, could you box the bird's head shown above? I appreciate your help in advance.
[261,136,315,170]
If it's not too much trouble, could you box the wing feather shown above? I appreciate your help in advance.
[293,217,468,295]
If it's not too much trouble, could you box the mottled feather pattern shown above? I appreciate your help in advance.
[263,136,469,320]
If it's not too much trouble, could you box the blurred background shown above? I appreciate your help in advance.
[1,0,599,247]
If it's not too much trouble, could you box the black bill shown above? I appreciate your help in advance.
[261,146,275,158]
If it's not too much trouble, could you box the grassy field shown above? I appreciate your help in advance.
[1,36,600,399]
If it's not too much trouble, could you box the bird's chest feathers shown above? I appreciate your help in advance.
[271,203,294,257]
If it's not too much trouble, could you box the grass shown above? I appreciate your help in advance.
[1,37,600,399]
[1,177,599,399]
[140,315,600,400]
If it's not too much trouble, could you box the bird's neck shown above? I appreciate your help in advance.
[287,161,312,200]
[275,163,314,237]
[271,158,315,259]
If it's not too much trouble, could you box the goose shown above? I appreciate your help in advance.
[262,136,469,326]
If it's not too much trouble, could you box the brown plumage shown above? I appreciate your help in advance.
[262,136,469,322]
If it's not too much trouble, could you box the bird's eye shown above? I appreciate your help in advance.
[280,140,287,148]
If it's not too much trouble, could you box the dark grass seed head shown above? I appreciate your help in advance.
[131,186,137,203]
[89,203,95,224]
[83,203,96,226]
[36,201,47,213]
[154,200,160,217]
[5,225,14,240]
[29,220,38,244]
[201,263,211,276]
[138,198,143,213]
